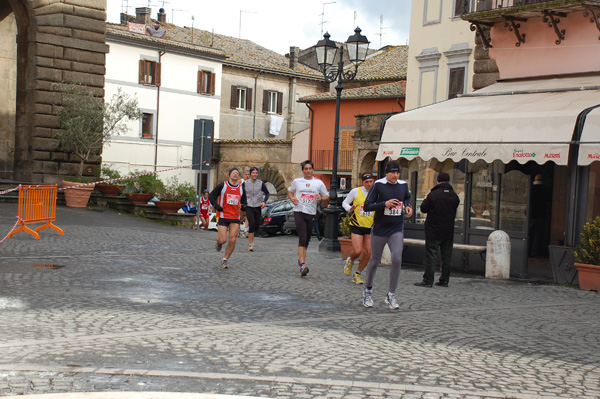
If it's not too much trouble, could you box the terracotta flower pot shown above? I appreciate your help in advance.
[153,200,187,214]
[338,237,353,260]
[96,184,125,196]
[574,262,600,291]
[62,180,95,208]
[124,192,155,205]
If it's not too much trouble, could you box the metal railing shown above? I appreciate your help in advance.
[464,0,555,13]
[312,150,353,171]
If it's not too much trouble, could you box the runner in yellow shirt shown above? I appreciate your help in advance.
[341,172,375,284]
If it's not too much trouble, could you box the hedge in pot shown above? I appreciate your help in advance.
[96,166,125,196]
[124,172,164,205]
[338,213,353,260]
[154,177,196,214]
[574,216,600,291]
[56,83,140,207]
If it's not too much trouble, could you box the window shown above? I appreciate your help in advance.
[141,112,153,139]
[230,85,253,111]
[262,90,283,114]
[448,67,465,99]
[453,0,468,17]
[197,70,216,95]
[139,59,161,86]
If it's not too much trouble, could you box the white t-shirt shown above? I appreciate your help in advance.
[288,177,329,215]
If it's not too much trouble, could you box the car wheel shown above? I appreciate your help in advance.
[281,225,293,235]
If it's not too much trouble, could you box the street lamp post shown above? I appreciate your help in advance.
[315,28,369,252]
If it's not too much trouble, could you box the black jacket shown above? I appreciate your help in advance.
[421,182,460,240]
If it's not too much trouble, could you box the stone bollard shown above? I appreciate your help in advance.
[486,230,511,279]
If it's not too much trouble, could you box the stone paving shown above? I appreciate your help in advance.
[0,203,599,398]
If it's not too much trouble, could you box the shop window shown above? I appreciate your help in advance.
[499,170,528,232]
[586,162,600,223]
[469,162,498,230]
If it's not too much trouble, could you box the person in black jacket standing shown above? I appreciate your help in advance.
[415,172,460,288]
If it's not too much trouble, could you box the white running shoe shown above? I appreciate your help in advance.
[385,292,399,310]
[363,288,373,308]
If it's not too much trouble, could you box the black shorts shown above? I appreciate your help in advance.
[350,225,371,236]
[217,218,240,227]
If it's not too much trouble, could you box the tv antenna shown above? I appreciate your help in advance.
[319,1,336,37]
[374,14,393,48]
[171,8,188,25]
[239,10,257,39]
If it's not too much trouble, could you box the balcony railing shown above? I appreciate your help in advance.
[465,0,556,13]
[312,150,353,171]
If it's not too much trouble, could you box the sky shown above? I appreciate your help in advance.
[106,0,412,54]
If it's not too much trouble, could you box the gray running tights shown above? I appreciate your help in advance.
[365,231,404,294]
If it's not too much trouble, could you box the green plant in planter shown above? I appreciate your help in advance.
[339,213,352,239]
[574,216,600,265]
[100,165,121,180]
[156,177,196,202]
[125,172,164,194]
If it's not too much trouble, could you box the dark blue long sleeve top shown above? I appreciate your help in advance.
[363,177,412,236]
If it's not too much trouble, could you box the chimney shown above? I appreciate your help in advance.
[120,13,129,25]
[157,8,167,24]
[135,7,151,25]
[289,46,299,70]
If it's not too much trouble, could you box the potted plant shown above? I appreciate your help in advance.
[56,83,140,207]
[338,213,353,260]
[123,172,163,205]
[574,216,600,291]
[95,165,125,196]
[154,177,196,214]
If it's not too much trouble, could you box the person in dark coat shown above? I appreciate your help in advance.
[414,172,460,288]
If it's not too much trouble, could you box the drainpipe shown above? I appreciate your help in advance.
[287,77,297,139]
[305,102,314,162]
[154,49,166,172]
[252,69,263,139]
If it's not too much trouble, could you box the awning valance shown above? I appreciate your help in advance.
[377,78,600,166]
[578,107,600,166]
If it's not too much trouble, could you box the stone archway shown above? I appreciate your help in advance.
[1,0,108,183]
[359,151,377,175]
[258,162,288,200]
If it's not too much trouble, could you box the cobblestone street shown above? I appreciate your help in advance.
[0,204,598,398]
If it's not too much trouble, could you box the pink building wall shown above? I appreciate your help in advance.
[489,12,600,79]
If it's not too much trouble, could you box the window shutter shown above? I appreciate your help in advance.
[246,88,253,111]
[262,90,269,113]
[197,70,202,93]
[155,62,162,86]
[209,72,215,95]
[276,91,283,115]
[230,85,238,109]
[139,60,145,84]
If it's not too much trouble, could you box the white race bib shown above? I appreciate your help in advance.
[384,202,403,216]
[359,205,373,217]
[226,194,240,205]
[300,193,315,204]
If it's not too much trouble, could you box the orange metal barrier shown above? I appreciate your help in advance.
[7,185,64,240]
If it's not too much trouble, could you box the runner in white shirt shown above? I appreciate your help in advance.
[288,160,330,276]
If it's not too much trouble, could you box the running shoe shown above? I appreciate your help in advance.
[344,257,354,276]
[220,259,228,269]
[385,292,400,310]
[248,243,254,252]
[352,273,364,285]
[215,242,222,252]
[363,288,373,308]
[300,263,309,277]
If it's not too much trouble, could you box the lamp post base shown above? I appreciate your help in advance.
[319,205,342,252]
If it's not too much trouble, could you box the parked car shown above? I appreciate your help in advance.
[258,199,294,235]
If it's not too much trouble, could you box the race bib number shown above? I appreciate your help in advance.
[299,193,315,204]
[359,205,373,217]
[384,202,403,216]
[226,194,240,205]
[201,203,209,210]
